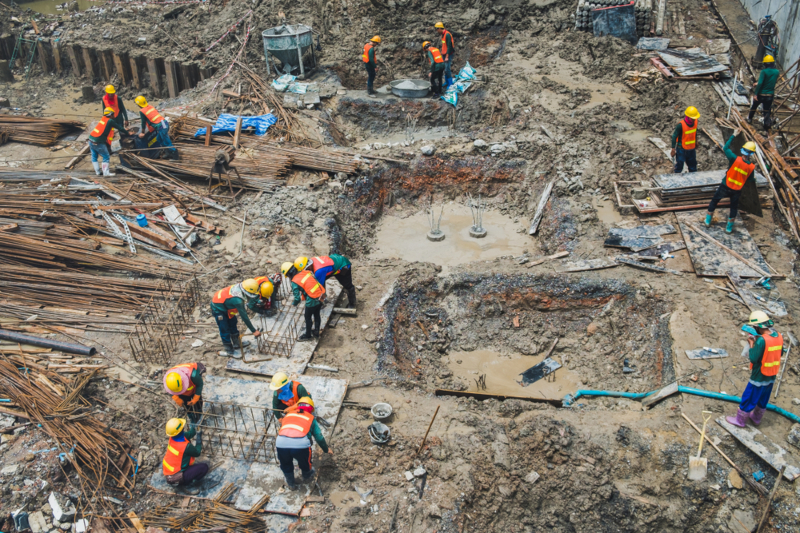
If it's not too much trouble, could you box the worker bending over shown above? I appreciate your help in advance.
[162,418,207,487]
[163,362,206,423]
[89,107,125,176]
[435,22,456,88]
[270,372,312,419]
[282,262,325,341]
[294,254,356,308]
[135,96,178,160]
[423,41,445,98]
[210,279,262,357]
[747,55,779,132]
[670,106,700,173]
[102,85,130,127]
[705,132,756,233]
[362,36,381,97]
[725,311,782,427]
[247,274,282,316]
[275,397,331,490]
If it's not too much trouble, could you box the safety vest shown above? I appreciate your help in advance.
[429,47,444,64]
[680,119,697,150]
[167,362,198,395]
[103,94,120,118]
[725,156,755,191]
[279,381,302,408]
[750,332,783,377]
[440,30,454,55]
[311,256,334,271]
[90,116,115,145]
[212,285,239,318]
[362,43,374,63]
[278,412,314,439]
[140,104,164,133]
[162,438,194,475]
[292,271,325,300]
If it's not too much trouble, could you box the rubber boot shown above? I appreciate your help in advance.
[726,218,735,233]
[284,473,297,491]
[101,162,115,176]
[298,333,313,342]
[746,109,755,124]
[218,343,234,357]
[92,161,102,176]
[704,213,712,226]
[231,336,250,349]
[725,408,749,428]
[346,287,357,309]
[749,406,766,426]
[302,467,317,481]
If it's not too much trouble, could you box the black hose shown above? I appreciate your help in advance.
[0,329,97,356]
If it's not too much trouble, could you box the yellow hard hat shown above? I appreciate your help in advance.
[743,141,757,152]
[165,418,186,437]
[241,278,259,295]
[280,262,295,277]
[748,310,772,326]
[135,95,147,107]
[294,257,310,271]
[298,396,314,407]
[103,107,115,116]
[434,22,445,29]
[422,41,431,49]
[270,372,290,391]
[165,372,183,393]
[371,35,381,43]
[685,106,700,119]
[105,84,116,94]
[763,55,775,63]
[259,280,274,299]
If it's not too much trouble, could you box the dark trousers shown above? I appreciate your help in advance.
[707,179,743,219]
[674,147,697,173]
[333,268,354,291]
[180,463,209,485]
[277,446,313,486]
[365,63,376,92]
[749,95,774,130]
[431,69,444,95]
[304,305,321,336]
[213,312,238,345]
[179,394,203,423]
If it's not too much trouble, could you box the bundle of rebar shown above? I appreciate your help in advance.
[0,115,85,146]
[141,487,269,532]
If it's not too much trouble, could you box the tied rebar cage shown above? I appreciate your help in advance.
[467,193,487,238]
[127,273,200,365]
[197,401,277,464]
[248,277,304,362]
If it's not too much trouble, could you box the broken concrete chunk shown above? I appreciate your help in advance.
[59,523,71,531]
[29,511,47,533]
[49,492,76,522]
[421,145,436,156]
[73,519,89,533]
[473,139,487,147]
[413,466,426,477]
[1,464,19,475]
[788,424,800,450]
[525,471,540,484]
[404,471,414,481]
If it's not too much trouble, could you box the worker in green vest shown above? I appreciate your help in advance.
[747,55,780,132]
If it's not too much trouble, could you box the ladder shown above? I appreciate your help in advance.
[9,33,39,82]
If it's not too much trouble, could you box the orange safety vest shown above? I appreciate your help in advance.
[362,43,374,63]
[292,271,325,300]
[680,119,697,150]
[440,30,454,55]
[140,104,164,133]
[162,438,194,475]
[750,332,783,377]
[429,47,444,64]
[278,412,314,439]
[212,285,239,318]
[168,362,198,395]
[725,156,755,191]
[103,94,120,119]
[279,381,302,408]
[311,256,334,271]
[90,116,115,145]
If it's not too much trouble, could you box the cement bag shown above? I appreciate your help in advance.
[457,62,476,81]
[288,82,308,94]
[194,113,278,137]
[271,74,296,92]
[442,85,459,106]
[454,81,472,94]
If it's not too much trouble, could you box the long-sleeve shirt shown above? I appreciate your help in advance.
[427,50,445,73]
[670,122,685,149]
[722,134,740,165]
[754,68,779,96]
[365,44,376,68]
[272,382,310,415]
[210,296,258,332]
[188,368,203,396]
[291,281,322,308]
[171,426,202,471]
[748,331,781,384]
[101,97,129,123]
[275,418,329,453]
[311,254,351,285]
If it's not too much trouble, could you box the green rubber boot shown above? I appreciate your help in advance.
[726,218,734,233]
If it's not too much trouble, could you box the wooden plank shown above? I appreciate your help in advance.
[129,56,142,89]
[100,50,114,81]
[82,47,95,79]
[37,40,51,74]
[66,45,82,76]
[0,223,19,232]
[716,417,800,481]
[146,58,160,97]
[233,116,243,149]
[529,180,554,235]
[113,52,130,85]
[526,250,569,268]
[126,224,178,249]
[126,511,146,533]
[615,255,682,275]
[563,259,618,272]
[164,60,179,98]
[51,42,62,73]
[65,143,90,170]
[685,221,771,277]
[641,381,678,409]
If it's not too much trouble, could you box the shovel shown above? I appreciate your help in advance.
[688,410,713,480]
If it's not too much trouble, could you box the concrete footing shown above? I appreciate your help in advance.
[427,231,445,242]
[469,226,487,238]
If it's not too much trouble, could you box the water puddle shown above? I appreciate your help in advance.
[609,120,654,143]
[17,0,95,15]
[370,204,532,273]
[446,350,581,399]
[592,196,622,226]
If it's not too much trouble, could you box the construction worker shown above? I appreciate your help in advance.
[275,397,331,490]
[269,372,312,419]
[294,254,356,308]
[670,106,700,173]
[747,55,780,132]
[89,107,125,177]
[102,85,130,127]
[210,279,262,357]
[725,311,782,428]
[162,418,207,487]
[362,36,381,97]
[423,41,445,98]
[281,262,325,341]
[134,96,178,159]
[247,274,282,316]
[435,22,456,88]
[163,362,206,423]
[705,132,756,233]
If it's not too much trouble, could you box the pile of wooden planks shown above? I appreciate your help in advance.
[0,115,85,146]
[648,170,768,208]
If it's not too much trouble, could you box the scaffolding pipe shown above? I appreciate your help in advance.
[0,328,96,356]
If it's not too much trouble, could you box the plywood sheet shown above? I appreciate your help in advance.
[716,416,800,481]
[653,169,767,190]
[675,211,770,278]
[657,48,728,77]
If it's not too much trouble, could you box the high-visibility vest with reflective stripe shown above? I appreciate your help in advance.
[362,43,374,63]
[103,94,120,119]
[292,271,325,300]
[90,116,115,145]
[311,256,334,271]
[167,362,198,395]
[279,381,302,408]
[440,30,454,55]
[212,285,239,318]
[162,438,194,475]
[680,119,697,150]
[278,412,314,438]
[750,332,783,377]
[140,104,164,133]
[725,156,755,191]
[429,47,444,64]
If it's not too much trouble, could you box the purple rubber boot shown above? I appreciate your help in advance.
[725,408,749,428]
[749,407,766,426]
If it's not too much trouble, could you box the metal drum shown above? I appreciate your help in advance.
[262,24,316,78]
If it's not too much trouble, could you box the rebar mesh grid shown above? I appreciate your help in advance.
[197,401,277,463]
[248,278,304,362]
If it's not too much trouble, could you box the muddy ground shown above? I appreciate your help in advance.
[2,0,800,531]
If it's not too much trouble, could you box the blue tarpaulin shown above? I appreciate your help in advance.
[194,113,278,138]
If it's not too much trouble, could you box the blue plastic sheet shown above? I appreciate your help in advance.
[194,114,278,138]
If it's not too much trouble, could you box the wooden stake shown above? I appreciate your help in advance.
[415,405,440,457]
[756,466,786,532]
[233,116,243,149]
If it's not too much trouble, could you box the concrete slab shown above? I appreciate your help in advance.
[233,461,311,515]
[264,513,297,532]
[716,416,800,481]
[146,456,250,500]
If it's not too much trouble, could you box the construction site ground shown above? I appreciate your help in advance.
[1,0,800,532]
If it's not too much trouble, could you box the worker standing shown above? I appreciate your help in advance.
[705,132,756,233]
[162,418,208,487]
[281,262,325,341]
[362,36,381,97]
[435,22,455,88]
[134,96,178,160]
[747,55,780,132]
[89,107,125,176]
[102,85,130,127]
[163,362,206,423]
[269,372,312,418]
[725,311,782,427]
[210,279,262,357]
[247,274,282,316]
[294,254,356,308]
[423,41,445,98]
[670,106,700,174]
[275,397,332,491]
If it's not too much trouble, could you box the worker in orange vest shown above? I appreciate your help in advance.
[134,96,178,160]
[247,274,282,316]
[210,279,263,357]
[705,132,756,233]
[362,35,381,96]
[281,262,325,341]
[435,22,456,87]
[163,362,206,423]
[269,372,312,419]
[275,397,331,490]
[89,107,126,177]
[102,85,130,127]
[725,311,783,427]
[670,106,700,173]
[162,418,207,488]
[423,41,445,98]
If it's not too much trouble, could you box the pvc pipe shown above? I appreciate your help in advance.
[0,329,96,356]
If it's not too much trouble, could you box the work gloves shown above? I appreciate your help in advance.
[172,395,184,407]
[188,395,201,406]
